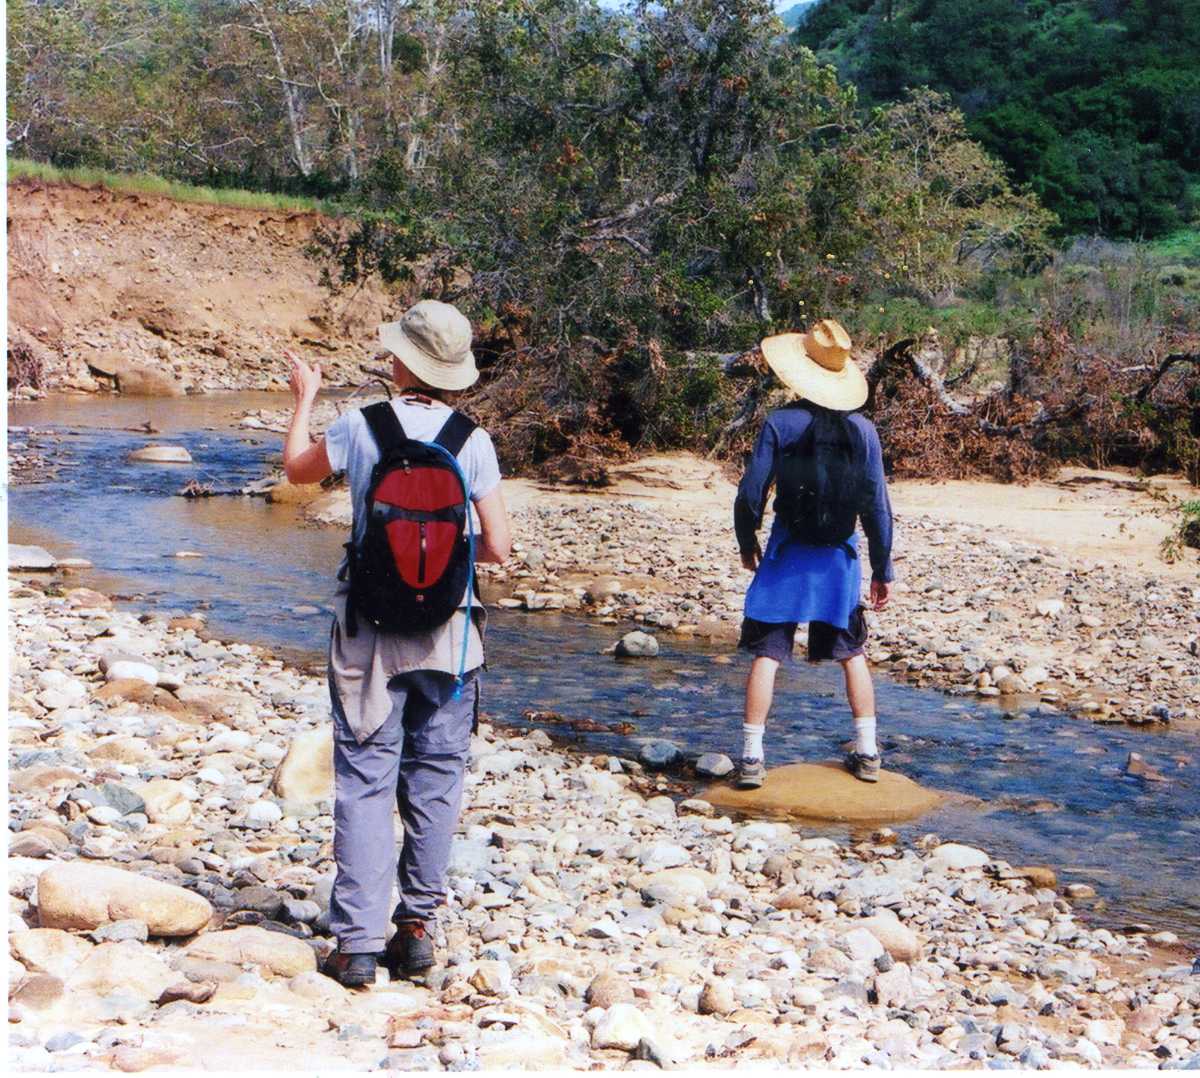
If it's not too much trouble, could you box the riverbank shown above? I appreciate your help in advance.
[7,561,1199,1070]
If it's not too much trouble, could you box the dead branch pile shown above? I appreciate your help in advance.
[462,313,1198,486]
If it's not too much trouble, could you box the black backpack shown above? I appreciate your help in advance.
[775,406,866,546]
[342,401,477,640]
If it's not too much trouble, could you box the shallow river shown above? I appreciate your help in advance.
[8,394,1200,940]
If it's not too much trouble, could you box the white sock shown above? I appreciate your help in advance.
[742,724,765,762]
[854,716,878,756]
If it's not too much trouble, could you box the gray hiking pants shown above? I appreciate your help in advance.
[328,668,478,954]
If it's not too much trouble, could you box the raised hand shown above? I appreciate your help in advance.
[285,349,322,404]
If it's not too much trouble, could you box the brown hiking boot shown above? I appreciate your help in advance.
[321,949,378,988]
[385,921,435,979]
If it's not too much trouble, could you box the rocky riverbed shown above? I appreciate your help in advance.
[8,562,1200,1071]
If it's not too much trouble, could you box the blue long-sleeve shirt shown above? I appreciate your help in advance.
[734,405,895,629]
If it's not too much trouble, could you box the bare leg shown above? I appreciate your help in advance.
[842,654,881,780]
[736,657,778,787]
[744,656,780,727]
[841,654,875,718]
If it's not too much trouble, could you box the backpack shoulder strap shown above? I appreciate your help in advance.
[432,411,477,458]
[361,401,407,452]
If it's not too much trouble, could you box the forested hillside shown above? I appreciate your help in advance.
[795,0,1200,239]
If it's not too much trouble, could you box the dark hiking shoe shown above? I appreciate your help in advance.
[734,758,766,789]
[844,751,881,783]
[322,950,378,988]
[385,921,435,979]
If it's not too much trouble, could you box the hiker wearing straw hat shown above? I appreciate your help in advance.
[732,319,895,789]
[282,299,512,987]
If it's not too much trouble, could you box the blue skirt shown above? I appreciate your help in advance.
[743,521,862,630]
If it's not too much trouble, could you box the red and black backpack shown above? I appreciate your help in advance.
[341,400,477,639]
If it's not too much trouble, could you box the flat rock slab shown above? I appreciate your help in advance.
[9,544,57,571]
[702,761,942,823]
[128,445,193,464]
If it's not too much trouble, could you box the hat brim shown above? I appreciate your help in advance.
[378,322,479,392]
[760,333,868,411]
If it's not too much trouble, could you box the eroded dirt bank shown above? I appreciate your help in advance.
[7,179,392,396]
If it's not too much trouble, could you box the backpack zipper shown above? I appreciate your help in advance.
[418,522,427,583]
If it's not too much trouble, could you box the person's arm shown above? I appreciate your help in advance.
[283,351,333,485]
[473,486,512,564]
[858,422,895,607]
[734,418,779,570]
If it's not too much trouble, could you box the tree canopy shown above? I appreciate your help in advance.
[794,0,1200,239]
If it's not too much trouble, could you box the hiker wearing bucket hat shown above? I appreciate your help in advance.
[281,299,512,987]
[731,319,895,789]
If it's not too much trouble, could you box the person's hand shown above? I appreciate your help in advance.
[740,541,762,572]
[870,579,891,611]
[286,350,322,404]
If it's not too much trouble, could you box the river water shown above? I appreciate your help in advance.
[8,394,1200,940]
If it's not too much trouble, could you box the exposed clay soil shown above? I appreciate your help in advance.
[6,179,394,394]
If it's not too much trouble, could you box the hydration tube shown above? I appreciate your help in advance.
[425,442,475,700]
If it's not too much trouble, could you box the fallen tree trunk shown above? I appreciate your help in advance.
[864,338,970,416]
[1134,352,1200,403]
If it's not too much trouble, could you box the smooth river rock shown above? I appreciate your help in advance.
[37,863,212,936]
[127,445,193,464]
[615,631,659,658]
[9,544,57,571]
[702,761,942,823]
[10,929,95,979]
[184,926,317,977]
[270,728,334,805]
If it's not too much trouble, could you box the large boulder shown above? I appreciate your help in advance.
[127,444,192,464]
[66,940,176,1001]
[8,544,57,571]
[9,928,95,979]
[265,480,327,506]
[270,728,334,806]
[87,354,185,397]
[37,863,212,936]
[703,761,941,824]
[183,926,316,977]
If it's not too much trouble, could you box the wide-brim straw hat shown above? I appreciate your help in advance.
[378,299,479,392]
[760,318,868,411]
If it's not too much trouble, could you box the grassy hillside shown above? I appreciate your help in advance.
[7,159,335,215]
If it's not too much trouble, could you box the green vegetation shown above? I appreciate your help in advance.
[1161,499,1200,562]
[1149,230,1200,263]
[796,0,1200,241]
[7,158,334,215]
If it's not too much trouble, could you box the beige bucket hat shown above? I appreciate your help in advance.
[760,319,868,411]
[378,300,479,391]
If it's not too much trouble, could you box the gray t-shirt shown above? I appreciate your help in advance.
[325,396,501,546]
